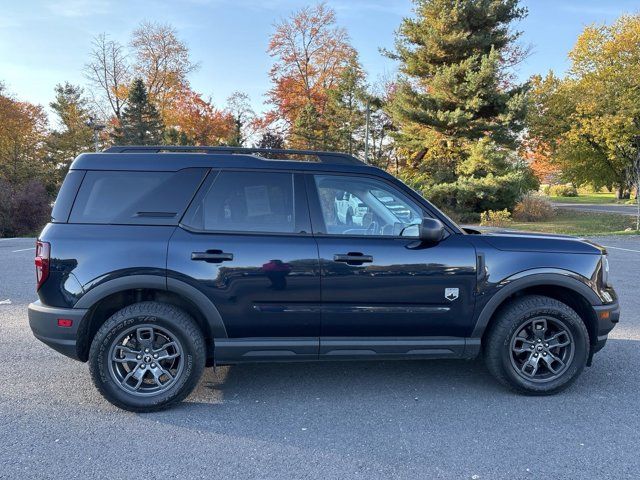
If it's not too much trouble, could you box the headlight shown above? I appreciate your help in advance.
[601,254,611,287]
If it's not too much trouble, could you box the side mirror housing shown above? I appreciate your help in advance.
[419,218,446,243]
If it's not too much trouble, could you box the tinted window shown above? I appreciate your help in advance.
[184,171,295,233]
[69,169,206,225]
[52,170,86,223]
[314,174,423,236]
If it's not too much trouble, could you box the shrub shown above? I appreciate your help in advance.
[549,184,578,197]
[422,170,539,216]
[480,209,512,227]
[0,180,51,237]
[539,184,551,195]
[513,194,554,222]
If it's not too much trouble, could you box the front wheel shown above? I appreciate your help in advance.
[89,301,205,412]
[484,295,590,395]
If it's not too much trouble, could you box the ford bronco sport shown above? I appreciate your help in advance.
[28,146,620,411]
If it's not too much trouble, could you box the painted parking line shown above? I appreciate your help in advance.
[602,245,640,254]
[12,247,36,253]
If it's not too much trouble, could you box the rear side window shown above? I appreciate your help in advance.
[52,170,86,223]
[69,168,206,225]
[183,171,296,233]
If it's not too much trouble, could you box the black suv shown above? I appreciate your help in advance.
[29,146,620,411]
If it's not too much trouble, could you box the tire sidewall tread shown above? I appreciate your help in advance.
[88,301,205,412]
[484,295,590,395]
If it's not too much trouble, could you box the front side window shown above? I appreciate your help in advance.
[184,171,296,233]
[314,175,423,236]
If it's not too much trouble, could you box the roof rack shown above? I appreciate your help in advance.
[102,145,363,165]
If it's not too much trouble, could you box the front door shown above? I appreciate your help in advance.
[307,173,477,355]
[168,170,321,360]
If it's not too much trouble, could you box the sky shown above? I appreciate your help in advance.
[1,0,639,121]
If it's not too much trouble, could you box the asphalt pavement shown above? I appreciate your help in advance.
[1,236,640,479]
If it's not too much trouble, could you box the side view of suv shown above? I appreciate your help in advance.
[28,146,620,412]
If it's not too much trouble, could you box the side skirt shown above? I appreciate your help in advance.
[214,337,481,364]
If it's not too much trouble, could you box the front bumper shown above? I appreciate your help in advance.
[592,300,620,354]
[28,301,87,361]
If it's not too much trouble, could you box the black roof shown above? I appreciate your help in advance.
[70,145,385,176]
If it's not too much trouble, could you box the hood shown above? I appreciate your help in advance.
[472,229,606,255]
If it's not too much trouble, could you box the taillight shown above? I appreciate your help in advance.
[35,240,50,290]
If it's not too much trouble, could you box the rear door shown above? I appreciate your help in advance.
[167,169,321,360]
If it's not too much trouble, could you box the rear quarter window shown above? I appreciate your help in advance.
[51,170,86,223]
[69,168,207,225]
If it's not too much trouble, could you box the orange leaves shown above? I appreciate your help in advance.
[165,88,234,146]
[266,3,356,131]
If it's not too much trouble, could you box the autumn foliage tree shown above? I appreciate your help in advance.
[266,2,358,149]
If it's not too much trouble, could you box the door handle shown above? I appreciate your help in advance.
[191,251,234,263]
[334,253,373,264]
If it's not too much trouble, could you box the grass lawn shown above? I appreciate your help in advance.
[548,192,633,204]
[506,208,637,236]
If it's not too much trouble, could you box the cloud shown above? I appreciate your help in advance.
[47,0,112,18]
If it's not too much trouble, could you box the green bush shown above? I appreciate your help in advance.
[421,170,538,216]
[549,184,578,197]
[513,194,554,221]
[539,184,551,195]
[480,209,512,227]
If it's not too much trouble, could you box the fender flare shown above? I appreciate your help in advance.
[470,270,601,338]
[74,274,227,339]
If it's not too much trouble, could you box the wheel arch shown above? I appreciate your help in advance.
[74,275,227,362]
[472,272,600,351]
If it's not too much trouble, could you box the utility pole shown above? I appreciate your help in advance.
[364,99,371,164]
[86,116,105,152]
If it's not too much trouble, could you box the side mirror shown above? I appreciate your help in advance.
[419,218,446,243]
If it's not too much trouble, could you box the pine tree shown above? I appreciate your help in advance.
[47,83,94,185]
[113,79,164,145]
[387,0,528,168]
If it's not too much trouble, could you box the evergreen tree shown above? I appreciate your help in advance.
[113,79,164,145]
[47,83,94,186]
[324,56,368,155]
[387,0,528,167]
[387,0,536,216]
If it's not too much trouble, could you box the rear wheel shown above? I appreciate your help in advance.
[89,301,205,412]
[484,295,590,395]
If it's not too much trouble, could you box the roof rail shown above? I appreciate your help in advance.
[102,145,363,165]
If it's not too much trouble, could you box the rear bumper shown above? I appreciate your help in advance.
[592,300,620,354]
[28,301,87,361]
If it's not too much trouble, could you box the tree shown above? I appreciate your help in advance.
[225,91,256,147]
[112,79,164,145]
[85,33,130,119]
[387,0,528,166]
[165,88,234,146]
[0,87,49,186]
[130,22,198,120]
[386,0,532,216]
[47,83,94,186]
[323,55,368,155]
[266,2,357,148]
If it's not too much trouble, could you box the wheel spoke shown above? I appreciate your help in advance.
[112,345,141,363]
[520,353,541,377]
[154,342,180,361]
[542,352,565,374]
[532,318,548,340]
[546,330,571,349]
[121,366,146,391]
[512,337,536,354]
[149,364,174,387]
[136,327,155,349]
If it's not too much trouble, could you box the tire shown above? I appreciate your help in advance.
[484,295,590,395]
[89,301,206,412]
